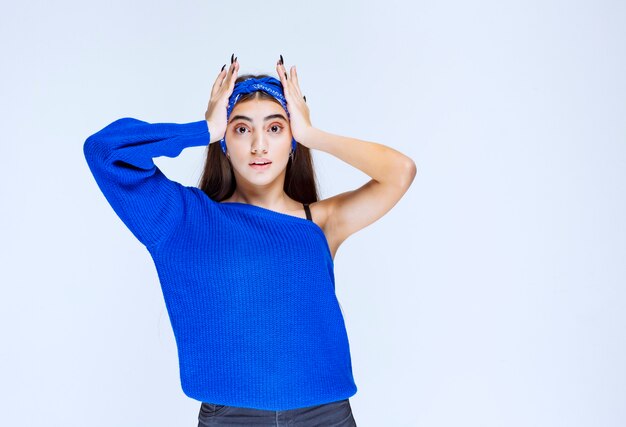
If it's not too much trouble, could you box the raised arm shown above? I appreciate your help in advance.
[276,60,417,256]
[83,118,211,248]
[83,57,240,248]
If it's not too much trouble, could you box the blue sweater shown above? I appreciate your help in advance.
[83,117,357,410]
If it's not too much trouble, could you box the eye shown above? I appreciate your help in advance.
[235,126,248,134]
[269,124,283,133]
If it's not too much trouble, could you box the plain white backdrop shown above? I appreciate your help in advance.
[1,1,624,426]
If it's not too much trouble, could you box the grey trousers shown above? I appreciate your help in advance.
[197,398,357,426]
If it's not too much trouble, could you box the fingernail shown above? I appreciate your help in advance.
[284,71,288,79]
[231,53,234,64]
[234,56,237,63]
[280,54,284,65]
[221,64,226,72]
[303,95,306,103]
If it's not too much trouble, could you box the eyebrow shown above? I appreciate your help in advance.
[229,114,288,124]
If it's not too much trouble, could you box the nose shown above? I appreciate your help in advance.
[251,134,268,153]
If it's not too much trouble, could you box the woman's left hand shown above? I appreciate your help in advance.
[276,58,314,147]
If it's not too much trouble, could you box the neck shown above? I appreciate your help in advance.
[225,186,292,211]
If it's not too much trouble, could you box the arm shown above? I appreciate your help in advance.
[300,127,417,247]
[273,61,416,251]
[83,117,211,248]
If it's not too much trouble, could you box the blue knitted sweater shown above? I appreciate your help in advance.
[83,117,357,410]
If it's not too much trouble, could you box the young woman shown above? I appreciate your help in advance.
[83,53,416,426]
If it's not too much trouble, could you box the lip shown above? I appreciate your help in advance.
[249,158,272,165]
[249,158,272,171]
[250,162,272,171]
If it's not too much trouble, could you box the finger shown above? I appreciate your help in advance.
[276,61,294,100]
[227,60,239,91]
[211,64,227,96]
[226,58,238,83]
[219,59,236,96]
[276,60,286,85]
[290,66,302,97]
[279,60,292,85]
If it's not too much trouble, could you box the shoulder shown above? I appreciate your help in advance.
[306,199,330,229]
[307,199,341,259]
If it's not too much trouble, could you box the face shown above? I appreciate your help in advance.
[224,98,293,186]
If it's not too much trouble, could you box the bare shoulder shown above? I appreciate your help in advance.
[306,199,331,229]
[308,172,416,259]
[306,199,337,258]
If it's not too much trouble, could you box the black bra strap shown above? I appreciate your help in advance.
[303,203,312,221]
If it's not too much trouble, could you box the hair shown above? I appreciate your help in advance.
[197,73,321,204]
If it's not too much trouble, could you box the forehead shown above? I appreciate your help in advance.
[230,98,285,118]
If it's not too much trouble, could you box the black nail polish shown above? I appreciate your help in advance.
[280,54,284,65]
[303,95,307,103]
[231,53,234,64]
[234,56,237,63]
[221,64,226,72]
[284,71,288,79]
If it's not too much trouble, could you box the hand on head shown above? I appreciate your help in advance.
[205,53,239,144]
[204,54,313,148]
[276,55,313,144]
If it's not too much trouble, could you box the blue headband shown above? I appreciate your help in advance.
[219,76,297,155]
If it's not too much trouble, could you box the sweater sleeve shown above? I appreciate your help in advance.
[83,117,211,248]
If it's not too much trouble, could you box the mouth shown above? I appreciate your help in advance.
[249,160,272,170]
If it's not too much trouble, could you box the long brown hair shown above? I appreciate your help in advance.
[197,73,321,204]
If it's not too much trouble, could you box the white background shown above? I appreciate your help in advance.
[1,1,624,426]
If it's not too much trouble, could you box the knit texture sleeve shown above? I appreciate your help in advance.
[83,117,211,248]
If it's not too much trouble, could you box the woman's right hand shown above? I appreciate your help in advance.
[205,55,239,144]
